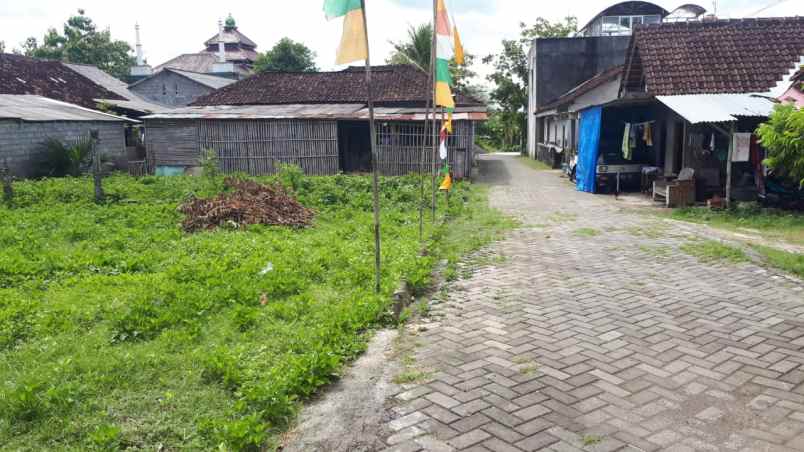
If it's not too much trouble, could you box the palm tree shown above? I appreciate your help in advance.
[387,24,432,72]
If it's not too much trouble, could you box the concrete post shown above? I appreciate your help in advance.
[1,159,12,207]
[91,130,105,203]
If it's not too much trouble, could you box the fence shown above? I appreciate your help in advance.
[200,120,339,176]
[144,118,476,178]
[376,120,474,179]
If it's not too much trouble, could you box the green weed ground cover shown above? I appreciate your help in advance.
[670,206,804,246]
[0,173,512,450]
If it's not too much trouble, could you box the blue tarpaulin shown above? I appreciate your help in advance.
[576,106,602,193]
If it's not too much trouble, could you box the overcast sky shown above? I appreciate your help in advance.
[1,0,800,84]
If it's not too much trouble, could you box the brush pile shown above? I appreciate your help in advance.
[179,178,315,232]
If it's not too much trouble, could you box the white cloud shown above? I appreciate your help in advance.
[1,0,800,87]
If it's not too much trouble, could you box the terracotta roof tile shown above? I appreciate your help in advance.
[0,54,126,109]
[625,17,804,95]
[192,65,482,107]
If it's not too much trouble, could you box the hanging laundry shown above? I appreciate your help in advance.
[643,123,653,146]
[732,133,751,162]
[622,124,631,160]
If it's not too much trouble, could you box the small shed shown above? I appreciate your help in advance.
[142,65,487,178]
[0,95,137,177]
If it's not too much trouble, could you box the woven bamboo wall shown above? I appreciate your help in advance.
[200,120,339,176]
[376,120,474,179]
[145,118,476,177]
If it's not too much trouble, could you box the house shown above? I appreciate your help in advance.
[128,68,236,107]
[560,17,804,201]
[779,68,804,108]
[526,1,707,163]
[141,65,486,177]
[0,95,137,177]
[0,53,163,118]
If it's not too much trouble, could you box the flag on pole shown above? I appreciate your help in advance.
[439,126,448,160]
[435,0,455,109]
[324,0,369,65]
[453,23,465,66]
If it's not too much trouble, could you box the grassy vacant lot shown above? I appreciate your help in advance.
[0,172,513,451]
[671,206,804,246]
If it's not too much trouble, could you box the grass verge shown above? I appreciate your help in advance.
[681,240,749,264]
[0,172,512,451]
[670,206,804,246]
[752,245,804,279]
[517,156,553,171]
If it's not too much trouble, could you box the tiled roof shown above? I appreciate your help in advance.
[623,17,804,96]
[192,65,483,107]
[0,54,126,109]
[154,53,253,76]
[203,28,257,49]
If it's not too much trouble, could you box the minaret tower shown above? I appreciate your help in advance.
[129,23,153,81]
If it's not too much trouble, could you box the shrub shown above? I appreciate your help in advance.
[34,137,92,178]
[756,104,804,187]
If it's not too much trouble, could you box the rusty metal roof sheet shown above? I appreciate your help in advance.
[142,103,487,121]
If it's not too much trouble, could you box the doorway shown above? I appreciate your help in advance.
[338,121,372,173]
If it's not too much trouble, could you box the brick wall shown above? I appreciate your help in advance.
[0,120,126,177]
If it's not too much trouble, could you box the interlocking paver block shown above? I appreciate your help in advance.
[380,155,804,451]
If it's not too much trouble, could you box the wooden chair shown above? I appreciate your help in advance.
[653,168,696,207]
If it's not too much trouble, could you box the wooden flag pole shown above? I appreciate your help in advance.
[419,95,432,242]
[360,0,382,294]
[430,0,439,225]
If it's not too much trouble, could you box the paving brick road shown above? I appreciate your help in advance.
[380,154,804,452]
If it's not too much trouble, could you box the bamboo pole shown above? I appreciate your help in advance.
[430,0,438,224]
[419,97,432,242]
[726,123,735,209]
[360,0,382,294]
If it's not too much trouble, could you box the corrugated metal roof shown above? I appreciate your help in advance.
[656,93,776,124]
[143,103,365,119]
[142,104,487,121]
[64,63,169,114]
[168,69,237,89]
[0,95,138,123]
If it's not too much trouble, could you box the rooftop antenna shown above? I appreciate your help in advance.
[712,0,718,17]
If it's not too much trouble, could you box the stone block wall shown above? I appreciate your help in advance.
[0,120,126,177]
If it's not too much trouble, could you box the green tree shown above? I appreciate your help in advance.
[24,9,134,80]
[482,17,577,151]
[254,38,318,72]
[756,103,804,187]
[386,23,477,95]
[387,24,433,71]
